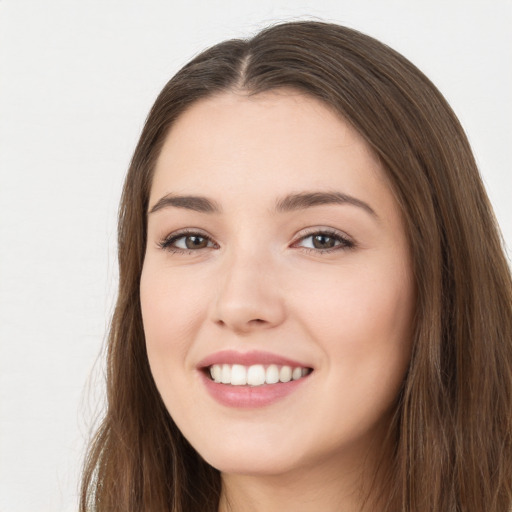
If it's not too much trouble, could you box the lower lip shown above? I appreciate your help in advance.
[200,371,311,408]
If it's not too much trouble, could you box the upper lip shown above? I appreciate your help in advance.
[197,350,312,369]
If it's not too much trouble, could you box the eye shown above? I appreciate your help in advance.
[294,229,354,252]
[159,230,217,253]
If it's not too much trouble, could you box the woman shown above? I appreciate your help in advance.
[80,21,512,511]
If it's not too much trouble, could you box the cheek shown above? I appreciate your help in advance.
[299,260,411,330]
[292,259,414,387]
[140,263,206,375]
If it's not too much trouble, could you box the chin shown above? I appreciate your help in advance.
[194,434,308,477]
[205,450,303,477]
[187,411,394,481]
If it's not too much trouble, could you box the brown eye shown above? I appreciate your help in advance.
[185,235,209,249]
[295,230,354,252]
[160,231,216,252]
[312,234,337,249]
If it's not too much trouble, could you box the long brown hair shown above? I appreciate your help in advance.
[80,21,512,511]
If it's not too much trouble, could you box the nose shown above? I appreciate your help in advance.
[212,250,286,335]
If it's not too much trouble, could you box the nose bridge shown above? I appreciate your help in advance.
[213,241,285,332]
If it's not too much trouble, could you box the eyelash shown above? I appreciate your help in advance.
[157,228,355,255]
[158,229,217,254]
[293,229,355,253]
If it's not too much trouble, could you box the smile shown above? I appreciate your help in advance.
[198,350,314,407]
[208,364,312,386]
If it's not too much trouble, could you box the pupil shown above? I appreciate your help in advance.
[313,234,335,249]
[186,236,207,249]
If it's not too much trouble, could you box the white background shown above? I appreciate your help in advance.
[0,1,510,510]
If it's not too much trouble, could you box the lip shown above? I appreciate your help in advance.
[197,349,311,369]
[197,350,313,408]
[200,371,311,408]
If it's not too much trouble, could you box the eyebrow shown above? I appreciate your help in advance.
[149,194,222,214]
[274,191,376,217]
[148,191,376,217]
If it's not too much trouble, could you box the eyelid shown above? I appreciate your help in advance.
[158,228,218,253]
[157,226,355,254]
[291,227,355,252]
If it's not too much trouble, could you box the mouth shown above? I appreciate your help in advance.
[198,351,314,407]
[204,364,313,386]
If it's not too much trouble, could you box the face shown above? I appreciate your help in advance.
[141,90,415,478]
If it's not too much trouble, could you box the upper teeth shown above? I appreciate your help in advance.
[209,364,310,386]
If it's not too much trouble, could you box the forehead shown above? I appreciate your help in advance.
[151,90,390,210]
